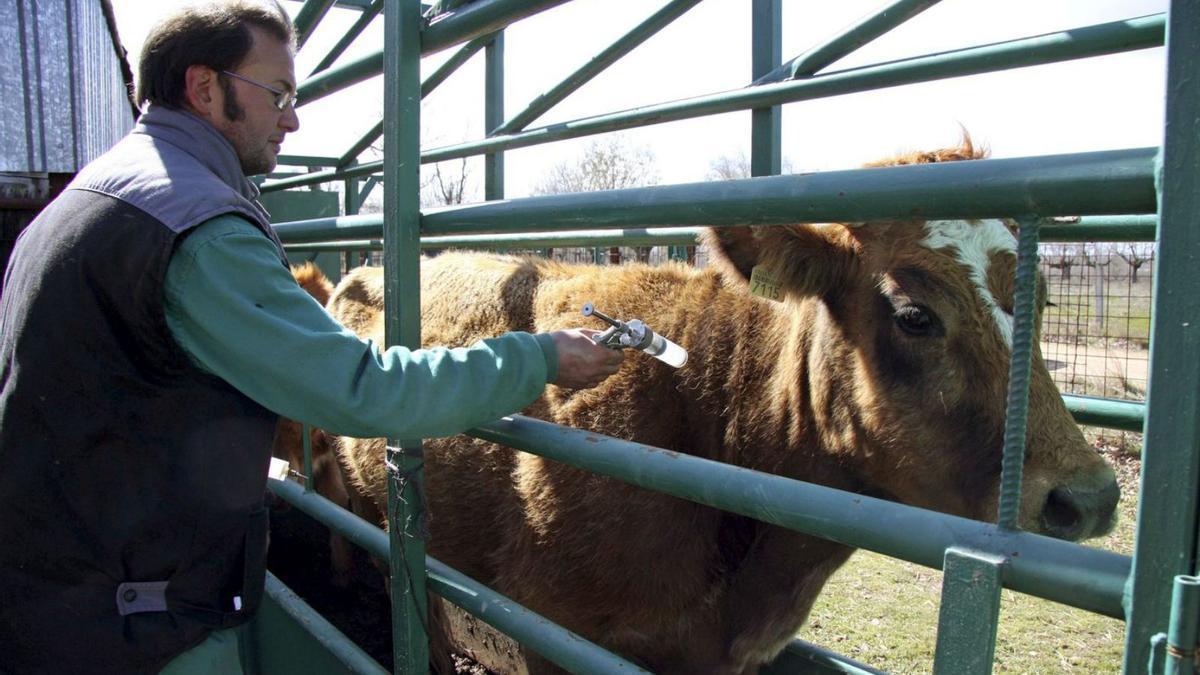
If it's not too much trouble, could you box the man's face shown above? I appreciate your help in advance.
[212,27,299,176]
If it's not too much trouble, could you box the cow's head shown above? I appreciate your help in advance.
[702,139,1118,541]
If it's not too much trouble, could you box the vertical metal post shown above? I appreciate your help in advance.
[485,32,505,200]
[933,547,1007,674]
[343,178,357,273]
[1125,0,1200,670]
[383,0,428,672]
[302,424,314,493]
[750,0,781,177]
[997,216,1041,530]
[1166,576,1200,675]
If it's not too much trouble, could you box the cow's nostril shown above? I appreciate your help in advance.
[1042,487,1084,540]
[1041,481,1120,541]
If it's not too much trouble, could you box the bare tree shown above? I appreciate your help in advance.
[1115,242,1154,283]
[534,136,660,262]
[534,136,659,195]
[1043,243,1080,282]
[421,158,472,207]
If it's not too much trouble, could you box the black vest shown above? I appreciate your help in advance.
[0,106,288,675]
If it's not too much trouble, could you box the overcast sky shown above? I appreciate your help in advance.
[110,0,1168,199]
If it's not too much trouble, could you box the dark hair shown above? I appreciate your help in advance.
[136,0,294,109]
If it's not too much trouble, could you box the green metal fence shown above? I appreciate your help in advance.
[258,1,1198,673]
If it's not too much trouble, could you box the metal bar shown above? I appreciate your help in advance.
[421,0,570,55]
[302,423,314,493]
[269,149,1155,236]
[296,49,383,108]
[761,639,886,674]
[756,0,942,84]
[468,415,1131,618]
[751,0,782,177]
[266,479,647,673]
[932,548,1007,674]
[325,36,492,171]
[421,14,1164,164]
[357,175,380,206]
[261,160,381,192]
[310,0,384,75]
[493,0,704,135]
[261,573,390,675]
[336,124,384,168]
[485,32,505,199]
[293,0,337,48]
[1061,395,1145,433]
[1125,1,1200,669]
[276,153,342,167]
[292,1,569,110]
[424,32,496,98]
[418,148,1156,235]
[1166,576,1200,675]
[1041,215,1158,242]
[265,13,1163,192]
[383,0,427,671]
[997,216,1041,530]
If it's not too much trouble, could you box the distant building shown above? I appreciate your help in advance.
[1,0,137,286]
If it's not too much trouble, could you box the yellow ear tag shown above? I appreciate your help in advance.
[749,265,784,302]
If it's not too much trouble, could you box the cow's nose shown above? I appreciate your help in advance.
[1040,480,1120,541]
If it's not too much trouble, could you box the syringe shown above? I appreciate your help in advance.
[581,303,688,368]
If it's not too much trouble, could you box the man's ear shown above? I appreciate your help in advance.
[183,65,219,118]
[701,224,859,300]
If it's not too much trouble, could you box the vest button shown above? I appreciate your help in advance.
[123,588,138,603]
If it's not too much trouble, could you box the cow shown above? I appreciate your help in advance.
[310,140,1120,674]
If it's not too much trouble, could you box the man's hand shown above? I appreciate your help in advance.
[549,328,624,389]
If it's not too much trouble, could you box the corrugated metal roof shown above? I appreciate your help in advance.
[1,0,136,173]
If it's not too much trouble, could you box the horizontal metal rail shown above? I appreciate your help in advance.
[420,147,1157,234]
[261,573,389,674]
[262,14,1163,193]
[270,146,1155,236]
[467,415,1131,619]
[279,216,1160,252]
[1062,395,1145,432]
[267,478,648,673]
[421,14,1164,164]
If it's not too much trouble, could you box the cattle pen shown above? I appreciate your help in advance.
[236,1,1194,673]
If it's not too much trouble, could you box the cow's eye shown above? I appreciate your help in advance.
[894,304,938,337]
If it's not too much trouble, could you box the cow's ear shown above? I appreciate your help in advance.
[702,224,857,298]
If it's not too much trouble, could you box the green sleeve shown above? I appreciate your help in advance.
[163,215,558,439]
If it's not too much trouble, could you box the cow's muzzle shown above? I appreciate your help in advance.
[1039,480,1120,541]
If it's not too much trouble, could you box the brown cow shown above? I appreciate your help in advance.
[318,141,1119,673]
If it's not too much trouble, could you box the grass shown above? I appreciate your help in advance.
[800,449,1140,673]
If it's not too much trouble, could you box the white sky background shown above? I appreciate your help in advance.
[110,0,1168,201]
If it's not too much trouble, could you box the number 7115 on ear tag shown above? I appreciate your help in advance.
[749,265,784,302]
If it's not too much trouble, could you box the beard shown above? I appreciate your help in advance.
[220,78,276,176]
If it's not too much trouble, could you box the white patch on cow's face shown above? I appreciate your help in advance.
[920,220,1017,349]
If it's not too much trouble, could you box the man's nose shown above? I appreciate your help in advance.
[280,104,300,133]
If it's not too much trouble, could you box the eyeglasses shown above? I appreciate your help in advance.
[220,70,297,110]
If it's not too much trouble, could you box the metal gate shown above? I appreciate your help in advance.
[258,1,1199,672]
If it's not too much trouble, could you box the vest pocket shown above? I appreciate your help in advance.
[169,505,268,629]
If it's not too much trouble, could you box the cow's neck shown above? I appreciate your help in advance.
[675,279,861,494]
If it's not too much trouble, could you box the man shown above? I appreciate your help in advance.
[0,2,622,673]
